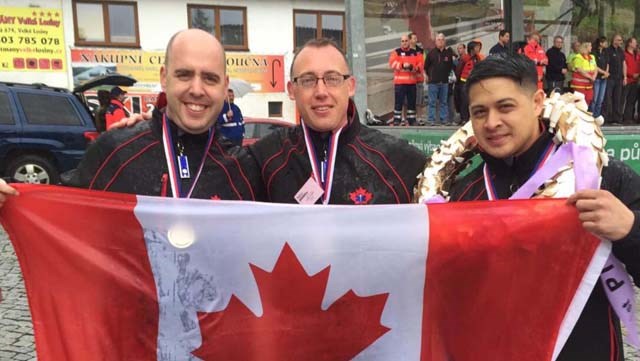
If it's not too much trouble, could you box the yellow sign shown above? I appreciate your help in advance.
[0,7,66,72]
[71,49,165,86]
[71,49,285,93]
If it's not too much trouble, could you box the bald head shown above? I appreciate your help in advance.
[160,28,229,134]
[164,29,226,72]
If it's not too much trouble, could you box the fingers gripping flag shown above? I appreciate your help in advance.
[0,185,607,361]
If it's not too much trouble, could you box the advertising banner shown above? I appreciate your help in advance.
[0,7,66,72]
[71,49,285,93]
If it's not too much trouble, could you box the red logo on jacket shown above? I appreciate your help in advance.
[349,187,373,205]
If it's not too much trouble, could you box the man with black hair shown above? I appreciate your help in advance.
[449,53,640,361]
[489,30,510,55]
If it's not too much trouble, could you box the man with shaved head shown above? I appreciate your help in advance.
[60,29,261,200]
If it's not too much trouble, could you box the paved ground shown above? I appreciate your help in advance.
[1,226,639,360]
[0,228,36,361]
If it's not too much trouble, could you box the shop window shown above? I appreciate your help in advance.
[268,101,283,117]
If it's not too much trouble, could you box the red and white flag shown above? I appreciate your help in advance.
[0,185,608,361]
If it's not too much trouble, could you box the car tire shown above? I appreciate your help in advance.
[7,155,60,185]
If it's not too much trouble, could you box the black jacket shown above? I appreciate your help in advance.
[65,109,261,201]
[248,103,427,204]
[449,131,640,361]
[594,48,610,79]
[545,47,567,81]
[425,47,455,84]
[606,46,625,79]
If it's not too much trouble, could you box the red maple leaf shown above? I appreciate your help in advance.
[192,243,390,361]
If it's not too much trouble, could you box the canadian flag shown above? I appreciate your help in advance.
[0,185,608,361]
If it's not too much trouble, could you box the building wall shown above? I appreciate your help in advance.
[0,0,345,121]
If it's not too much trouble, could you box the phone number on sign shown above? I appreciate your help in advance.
[0,36,60,45]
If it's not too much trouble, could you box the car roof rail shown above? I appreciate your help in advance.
[0,81,69,93]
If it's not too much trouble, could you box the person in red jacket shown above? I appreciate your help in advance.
[105,86,128,130]
[622,37,640,124]
[455,41,482,123]
[389,34,423,126]
[523,32,548,90]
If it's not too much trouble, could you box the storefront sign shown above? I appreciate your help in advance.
[71,48,285,93]
[0,7,66,72]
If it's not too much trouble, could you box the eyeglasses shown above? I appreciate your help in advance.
[293,73,351,89]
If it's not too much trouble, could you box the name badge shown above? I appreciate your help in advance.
[177,155,190,179]
[294,176,324,204]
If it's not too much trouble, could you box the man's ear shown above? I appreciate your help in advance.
[532,88,545,117]
[160,65,167,91]
[287,81,296,101]
[347,75,356,97]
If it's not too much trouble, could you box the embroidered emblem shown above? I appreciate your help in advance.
[349,187,373,205]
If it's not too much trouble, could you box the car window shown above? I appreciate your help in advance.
[17,93,82,126]
[0,92,14,125]
[244,123,256,138]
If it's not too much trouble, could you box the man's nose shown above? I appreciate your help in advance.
[189,76,205,96]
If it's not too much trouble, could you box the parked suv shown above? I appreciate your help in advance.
[0,75,135,184]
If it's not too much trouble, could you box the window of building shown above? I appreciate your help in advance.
[294,10,345,50]
[0,93,14,125]
[73,0,140,47]
[187,5,248,50]
[17,93,82,126]
[268,101,283,117]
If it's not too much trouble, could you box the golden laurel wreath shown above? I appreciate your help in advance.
[414,91,609,203]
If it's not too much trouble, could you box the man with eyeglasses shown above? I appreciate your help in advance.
[248,38,426,204]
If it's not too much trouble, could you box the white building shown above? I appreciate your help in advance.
[0,0,346,121]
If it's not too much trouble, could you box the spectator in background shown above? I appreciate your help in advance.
[409,32,426,124]
[105,86,128,130]
[565,40,581,91]
[545,35,568,94]
[623,37,640,124]
[523,32,548,90]
[570,42,597,106]
[217,89,245,147]
[453,43,466,123]
[424,33,455,125]
[590,37,610,118]
[489,30,510,55]
[604,34,625,124]
[389,34,422,126]
[456,40,482,123]
[94,89,110,133]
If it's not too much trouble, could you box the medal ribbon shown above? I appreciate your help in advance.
[161,114,215,198]
[484,140,556,201]
[301,120,342,205]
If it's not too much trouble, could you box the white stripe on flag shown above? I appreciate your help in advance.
[552,241,611,360]
[134,198,429,360]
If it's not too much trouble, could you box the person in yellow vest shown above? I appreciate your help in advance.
[570,42,597,106]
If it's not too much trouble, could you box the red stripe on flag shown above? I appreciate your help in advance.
[0,185,158,361]
[421,199,601,361]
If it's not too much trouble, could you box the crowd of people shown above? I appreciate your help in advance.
[389,30,640,126]
[0,28,638,361]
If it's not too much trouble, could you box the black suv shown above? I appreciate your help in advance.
[0,75,135,184]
